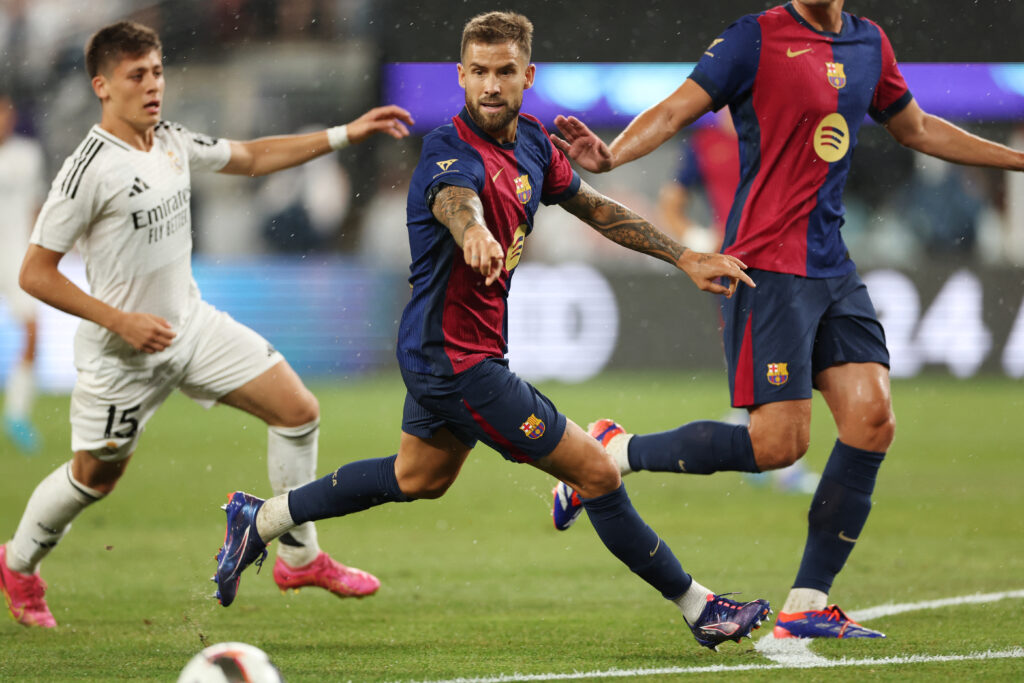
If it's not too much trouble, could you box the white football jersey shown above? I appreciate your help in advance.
[31,122,231,367]
[0,134,46,261]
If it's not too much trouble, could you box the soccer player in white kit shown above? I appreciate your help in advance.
[0,20,414,628]
[0,92,47,454]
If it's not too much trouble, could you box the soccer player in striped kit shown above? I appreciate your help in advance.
[549,0,1024,639]
[213,11,774,652]
[0,20,414,628]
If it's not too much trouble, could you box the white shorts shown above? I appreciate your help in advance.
[70,300,284,460]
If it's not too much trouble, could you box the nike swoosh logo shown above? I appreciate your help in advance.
[838,530,858,543]
[787,47,812,58]
[649,537,661,557]
[491,168,504,182]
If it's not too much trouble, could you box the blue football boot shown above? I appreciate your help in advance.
[5,417,40,455]
[213,491,268,607]
[773,604,885,639]
[551,481,583,530]
[687,593,772,651]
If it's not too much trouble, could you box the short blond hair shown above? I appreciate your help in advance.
[460,11,533,63]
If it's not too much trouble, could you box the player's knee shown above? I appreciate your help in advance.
[751,426,810,471]
[278,390,320,427]
[572,456,622,498]
[73,449,129,495]
[840,399,895,452]
[399,470,458,500]
[863,403,896,451]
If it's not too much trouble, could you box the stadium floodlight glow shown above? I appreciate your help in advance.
[383,62,1024,132]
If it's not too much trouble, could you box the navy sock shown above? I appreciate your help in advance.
[793,440,886,593]
[581,483,692,600]
[627,421,759,474]
[287,454,408,525]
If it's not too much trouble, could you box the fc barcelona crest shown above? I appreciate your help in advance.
[514,174,532,203]
[766,362,789,386]
[520,413,546,439]
[825,62,846,89]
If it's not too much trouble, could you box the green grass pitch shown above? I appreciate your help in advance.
[1,372,1022,681]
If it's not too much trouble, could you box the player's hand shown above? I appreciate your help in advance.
[550,115,614,173]
[347,105,415,143]
[677,250,755,298]
[111,312,176,353]
[462,225,504,286]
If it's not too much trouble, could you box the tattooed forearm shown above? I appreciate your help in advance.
[432,185,488,246]
[560,180,686,265]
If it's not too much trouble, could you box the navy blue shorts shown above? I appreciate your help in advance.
[400,358,568,463]
[720,268,889,408]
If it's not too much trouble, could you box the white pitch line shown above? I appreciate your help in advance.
[406,590,1024,683]
[408,649,1024,683]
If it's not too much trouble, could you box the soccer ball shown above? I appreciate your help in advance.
[177,642,284,683]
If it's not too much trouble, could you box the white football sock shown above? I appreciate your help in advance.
[604,432,633,475]
[782,587,828,613]
[267,419,320,567]
[6,462,104,574]
[4,359,35,420]
[255,494,294,544]
[673,578,714,624]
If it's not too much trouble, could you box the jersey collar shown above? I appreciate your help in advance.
[784,2,847,38]
[457,107,518,150]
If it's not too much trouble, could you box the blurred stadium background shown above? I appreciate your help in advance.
[1,0,1023,391]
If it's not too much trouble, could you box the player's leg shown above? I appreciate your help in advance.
[2,357,174,627]
[179,303,378,598]
[216,358,323,570]
[214,426,468,607]
[776,272,892,639]
[603,271,821,476]
[4,313,39,453]
[535,419,771,650]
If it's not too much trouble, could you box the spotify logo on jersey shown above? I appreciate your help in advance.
[814,113,850,163]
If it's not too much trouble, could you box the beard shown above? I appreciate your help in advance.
[465,95,521,136]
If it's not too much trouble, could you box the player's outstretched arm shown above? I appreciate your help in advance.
[560,181,753,297]
[431,185,504,286]
[885,99,1024,171]
[551,79,713,173]
[19,244,175,353]
[221,104,414,177]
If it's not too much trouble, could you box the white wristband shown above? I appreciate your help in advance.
[326,124,350,150]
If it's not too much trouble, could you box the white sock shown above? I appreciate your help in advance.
[604,432,633,475]
[4,359,35,420]
[6,462,104,574]
[673,578,714,624]
[781,587,828,613]
[267,420,320,567]
[255,494,295,544]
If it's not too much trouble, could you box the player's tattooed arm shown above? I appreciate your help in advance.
[432,184,504,285]
[560,180,756,297]
[559,180,685,266]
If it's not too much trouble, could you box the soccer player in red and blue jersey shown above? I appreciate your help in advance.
[213,11,773,651]
[550,0,1024,639]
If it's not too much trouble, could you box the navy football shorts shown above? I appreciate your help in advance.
[720,268,890,408]
[400,358,567,463]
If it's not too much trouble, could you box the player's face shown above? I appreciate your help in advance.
[458,41,535,142]
[93,49,165,131]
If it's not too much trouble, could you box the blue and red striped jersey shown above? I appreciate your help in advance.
[690,3,912,277]
[397,107,580,376]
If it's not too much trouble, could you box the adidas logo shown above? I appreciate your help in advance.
[128,177,150,197]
